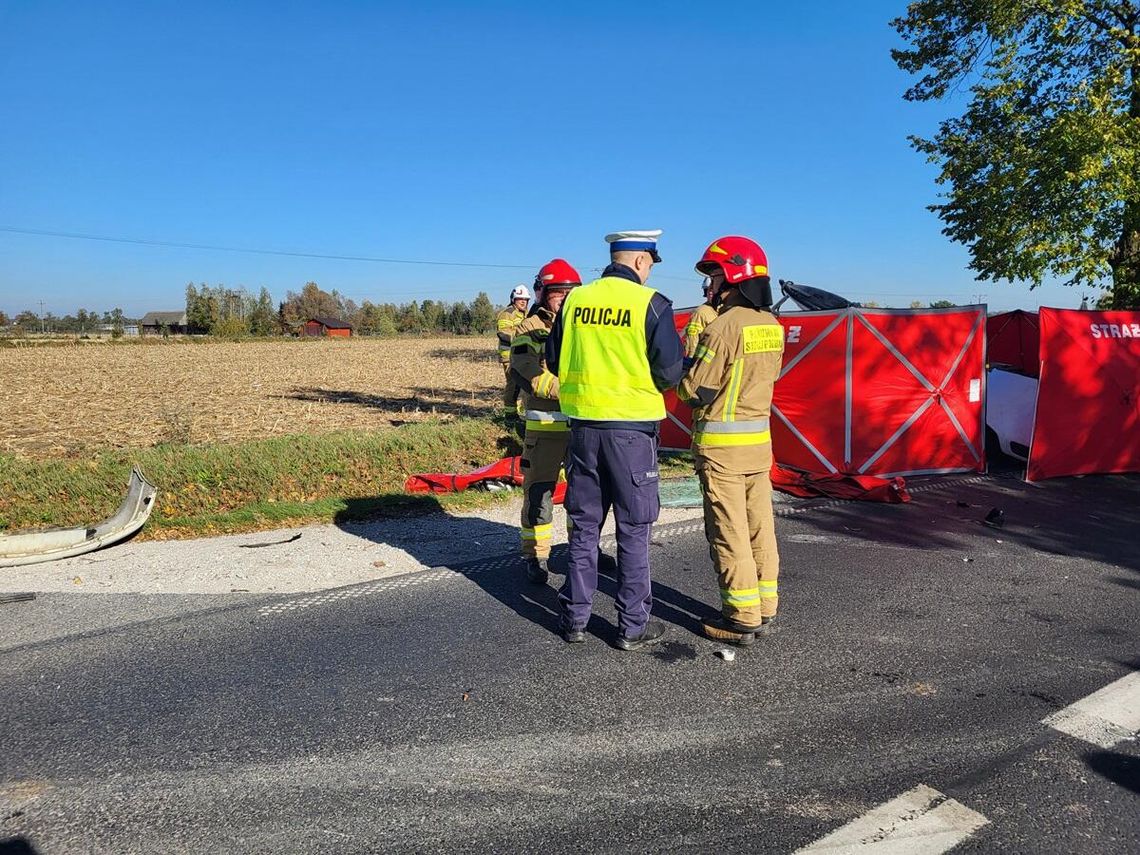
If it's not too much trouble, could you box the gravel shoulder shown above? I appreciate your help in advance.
[0,496,705,595]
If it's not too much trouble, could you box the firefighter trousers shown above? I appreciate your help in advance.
[696,457,780,627]
[501,364,521,418]
[520,427,569,559]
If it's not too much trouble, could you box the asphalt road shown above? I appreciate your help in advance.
[2,472,1138,854]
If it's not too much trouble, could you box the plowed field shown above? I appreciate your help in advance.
[2,337,503,458]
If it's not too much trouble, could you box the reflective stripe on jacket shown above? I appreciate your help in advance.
[510,310,561,414]
[677,292,784,471]
[496,307,526,361]
[683,303,719,359]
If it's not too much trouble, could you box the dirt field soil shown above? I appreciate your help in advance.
[2,337,502,458]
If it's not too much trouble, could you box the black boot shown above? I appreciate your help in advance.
[525,557,549,585]
[616,620,665,651]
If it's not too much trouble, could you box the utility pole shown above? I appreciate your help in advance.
[38,300,45,333]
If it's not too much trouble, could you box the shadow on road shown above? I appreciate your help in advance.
[788,471,1140,575]
[333,495,712,646]
[1084,749,1140,795]
[0,837,41,855]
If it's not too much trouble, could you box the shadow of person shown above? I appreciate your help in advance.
[0,837,42,855]
[592,550,709,639]
[331,494,712,647]
[1083,749,1140,795]
[334,494,568,637]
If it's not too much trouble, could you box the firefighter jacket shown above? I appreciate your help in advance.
[677,289,784,473]
[683,303,719,359]
[510,308,562,416]
[495,306,527,364]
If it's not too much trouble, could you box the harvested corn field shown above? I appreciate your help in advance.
[2,337,503,459]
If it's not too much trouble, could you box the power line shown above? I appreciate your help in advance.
[0,226,535,270]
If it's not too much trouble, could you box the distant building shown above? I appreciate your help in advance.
[301,317,353,338]
[139,311,190,335]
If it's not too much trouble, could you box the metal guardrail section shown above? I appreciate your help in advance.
[0,466,157,567]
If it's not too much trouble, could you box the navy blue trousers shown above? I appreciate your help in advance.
[558,426,661,637]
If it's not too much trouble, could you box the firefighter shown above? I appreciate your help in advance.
[545,229,684,650]
[683,279,719,361]
[677,236,784,646]
[510,259,581,584]
[496,285,531,421]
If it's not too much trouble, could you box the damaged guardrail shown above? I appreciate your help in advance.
[0,467,157,567]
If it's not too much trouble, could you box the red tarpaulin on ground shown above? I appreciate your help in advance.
[1027,307,1140,481]
[987,309,1040,377]
[405,457,908,503]
[666,306,987,478]
[405,456,569,502]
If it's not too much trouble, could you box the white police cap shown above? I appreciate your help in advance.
[605,229,663,262]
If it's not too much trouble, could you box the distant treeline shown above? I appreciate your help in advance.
[0,282,505,338]
[0,308,133,334]
[189,281,500,337]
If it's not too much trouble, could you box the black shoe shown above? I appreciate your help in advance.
[525,557,549,585]
[562,626,586,644]
[616,620,665,651]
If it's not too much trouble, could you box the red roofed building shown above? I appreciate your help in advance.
[302,317,354,337]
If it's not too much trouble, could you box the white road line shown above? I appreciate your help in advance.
[1043,671,1140,748]
[795,784,989,854]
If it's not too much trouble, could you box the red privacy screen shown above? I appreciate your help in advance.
[665,306,986,478]
[1028,308,1140,481]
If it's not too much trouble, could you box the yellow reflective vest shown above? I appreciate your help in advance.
[557,276,665,422]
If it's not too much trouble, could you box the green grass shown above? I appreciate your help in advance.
[0,419,522,539]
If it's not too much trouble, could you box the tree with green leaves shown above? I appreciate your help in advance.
[893,1,1140,308]
[279,282,344,327]
[249,287,278,336]
[929,299,957,308]
[469,292,496,333]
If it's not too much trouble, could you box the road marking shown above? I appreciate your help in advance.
[795,784,989,854]
[1043,671,1140,748]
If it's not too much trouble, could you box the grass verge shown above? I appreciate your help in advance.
[0,419,521,540]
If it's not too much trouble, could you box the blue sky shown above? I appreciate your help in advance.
[0,1,1092,318]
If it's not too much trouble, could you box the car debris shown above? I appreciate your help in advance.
[0,467,157,568]
[238,533,302,549]
[0,592,37,604]
[983,508,1006,528]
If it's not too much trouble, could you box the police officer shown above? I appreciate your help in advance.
[683,279,719,361]
[510,259,581,584]
[678,236,784,646]
[496,285,531,421]
[545,229,684,649]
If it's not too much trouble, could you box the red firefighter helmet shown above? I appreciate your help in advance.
[535,258,581,292]
[695,236,769,283]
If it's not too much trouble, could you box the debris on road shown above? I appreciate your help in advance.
[0,467,157,568]
[715,648,736,662]
[983,507,1006,528]
[238,533,302,549]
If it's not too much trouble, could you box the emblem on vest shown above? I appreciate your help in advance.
[572,306,632,328]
